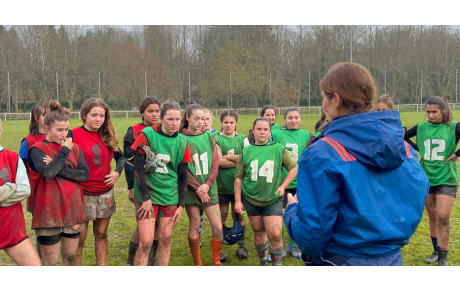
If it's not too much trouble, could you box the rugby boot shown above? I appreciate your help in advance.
[288,245,301,259]
[236,246,248,259]
[424,250,438,264]
[220,251,228,263]
[437,247,449,266]
[125,241,139,266]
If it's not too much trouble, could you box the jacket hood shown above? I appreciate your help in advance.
[317,110,406,172]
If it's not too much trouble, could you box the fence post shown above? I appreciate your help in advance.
[30,113,32,120]
[416,104,418,112]
[79,112,81,119]
[319,107,322,114]
[237,109,239,115]
[258,108,260,115]
[278,108,281,115]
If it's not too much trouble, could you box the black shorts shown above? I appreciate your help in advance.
[241,195,283,217]
[429,185,457,198]
[218,194,235,204]
[37,232,80,246]
[283,188,297,208]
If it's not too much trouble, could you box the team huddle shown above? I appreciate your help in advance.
[0,62,457,266]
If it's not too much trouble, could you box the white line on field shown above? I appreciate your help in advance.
[115,119,129,131]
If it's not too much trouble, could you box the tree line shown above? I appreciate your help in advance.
[1,25,460,112]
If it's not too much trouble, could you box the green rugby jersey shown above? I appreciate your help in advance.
[235,142,296,207]
[271,123,283,132]
[181,131,218,206]
[215,133,246,195]
[134,126,187,205]
[416,121,459,186]
[271,129,311,189]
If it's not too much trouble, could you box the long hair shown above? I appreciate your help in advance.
[219,109,238,132]
[320,62,377,115]
[30,101,50,137]
[425,96,453,125]
[179,102,203,131]
[45,101,70,127]
[80,98,118,152]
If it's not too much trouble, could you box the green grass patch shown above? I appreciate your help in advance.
[0,112,459,266]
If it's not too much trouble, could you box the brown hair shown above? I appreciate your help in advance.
[261,105,276,117]
[283,107,301,128]
[376,95,394,110]
[45,101,70,127]
[180,101,204,131]
[139,96,161,121]
[320,62,377,115]
[30,101,50,137]
[220,109,238,132]
[252,117,271,130]
[425,96,454,125]
[80,98,118,152]
[160,99,181,119]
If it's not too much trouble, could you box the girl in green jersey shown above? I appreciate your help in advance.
[248,105,283,144]
[235,117,298,266]
[180,102,223,266]
[404,96,459,266]
[272,107,311,259]
[216,109,250,261]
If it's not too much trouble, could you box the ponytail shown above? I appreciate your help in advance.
[179,101,203,132]
[44,101,70,127]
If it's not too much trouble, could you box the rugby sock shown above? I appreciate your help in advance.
[237,226,246,248]
[126,241,139,266]
[437,246,449,261]
[281,224,285,249]
[430,236,438,252]
[255,240,269,265]
[148,240,158,266]
[211,238,223,265]
[188,237,202,266]
[269,243,283,266]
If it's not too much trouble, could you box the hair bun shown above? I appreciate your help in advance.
[49,100,61,111]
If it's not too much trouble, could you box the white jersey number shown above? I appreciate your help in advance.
[155,154,171,174]
[423,139,446,161]
[192,152,209,176]
[249,160,274,183]
[285,143,299,163]
[228,149,235,155]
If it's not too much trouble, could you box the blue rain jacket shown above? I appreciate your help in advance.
[284,110,429,258]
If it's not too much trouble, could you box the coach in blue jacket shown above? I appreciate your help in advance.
[284,62,429,266]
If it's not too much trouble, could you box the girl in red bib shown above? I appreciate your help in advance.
[19,101,50,213]
[29,101,88,266]
[123,96,161,266]
[72,98,125,266]
[0,120,40,266]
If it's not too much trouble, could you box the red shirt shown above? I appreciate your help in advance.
[72,126,114,196]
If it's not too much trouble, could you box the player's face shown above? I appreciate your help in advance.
[285,111,301,130]
[222,116,236,134]
[46,120,69,144]
[426,104,444,123]
[203,112,213,131]
[263,109,276,124]
[84,106,105,131]
[142,103,160,126]
[375,102,389,112]
[253,120,271,144]
[187,109,204,132]
[161,109,181,135]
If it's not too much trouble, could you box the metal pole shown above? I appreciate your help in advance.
[350,26,353,63]
[56,72,59,102]
[270,71,272,105]
[230,72,233,109]
[308,70,311,114]
[384,70,386,95]
[145,72,147,97]
[98,72,101,99]
[456,69,458,104]
[188,72,191,102]
[7,73,11,113]
[420,70,423,104]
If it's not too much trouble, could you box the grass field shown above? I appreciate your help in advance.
[1,111,459,266]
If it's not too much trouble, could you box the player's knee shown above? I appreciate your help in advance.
[94,230,108,241]
[437,214,450,226]
[159,235,171,247]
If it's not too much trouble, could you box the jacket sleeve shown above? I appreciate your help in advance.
[283,150,341,257]
[205,137,219,188]
[0,156,31,207]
